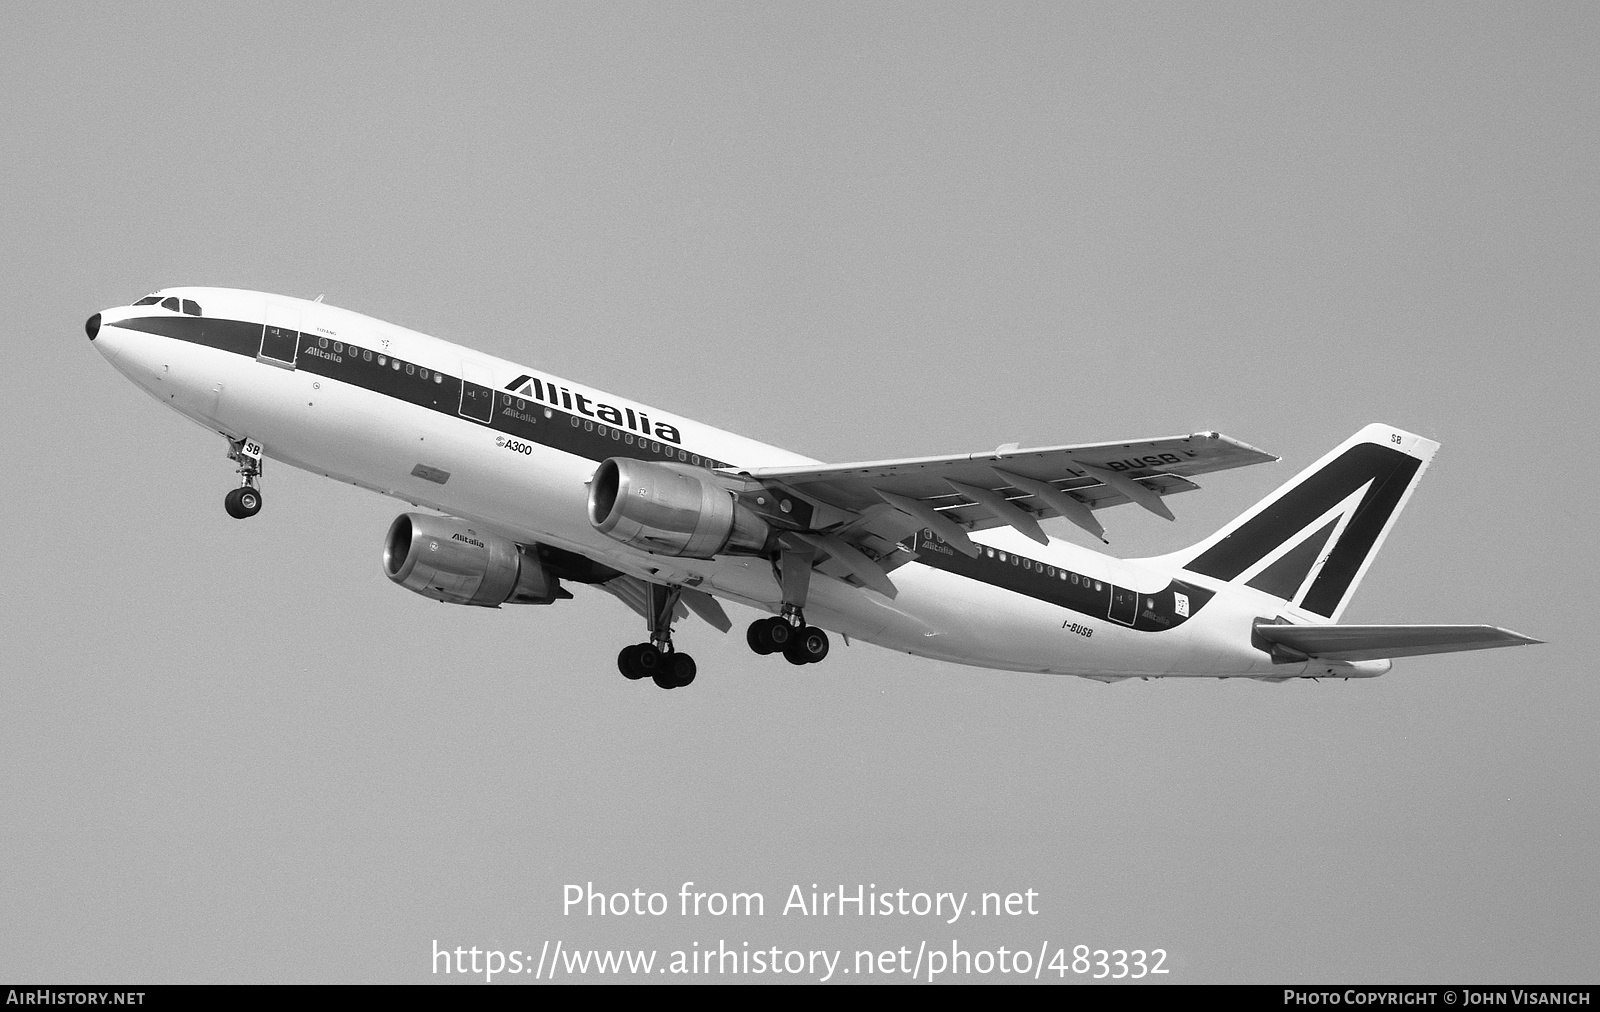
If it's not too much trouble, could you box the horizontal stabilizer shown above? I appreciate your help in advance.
[1253,622,1542,662]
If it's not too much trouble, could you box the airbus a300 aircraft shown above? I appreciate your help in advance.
[86,288,1538,688]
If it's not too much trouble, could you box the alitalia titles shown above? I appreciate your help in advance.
[506,374,681,445]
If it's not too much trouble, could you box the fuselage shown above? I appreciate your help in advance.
[89,287,1380,680]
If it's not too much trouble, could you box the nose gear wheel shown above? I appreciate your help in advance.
[223,437,265,519]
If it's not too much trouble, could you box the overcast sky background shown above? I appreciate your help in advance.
[2,3,1595,984]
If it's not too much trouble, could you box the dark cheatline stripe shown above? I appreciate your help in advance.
[1246,516,1339,600]
[113,314,261,358]
[903,531,1214,632]
[105,314,730,470]
[1187,443,1419,589]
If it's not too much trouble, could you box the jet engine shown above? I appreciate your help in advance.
[587,458,771,559]
[384,513,562,607]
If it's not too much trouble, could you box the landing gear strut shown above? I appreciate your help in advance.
[224,437,264,519]
[746,536,830,665]
[617,583,697,689]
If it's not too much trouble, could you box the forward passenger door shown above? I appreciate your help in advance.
[259,304,300,369]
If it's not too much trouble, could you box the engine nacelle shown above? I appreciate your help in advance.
[587,458,771,559]
[384,513,561,607]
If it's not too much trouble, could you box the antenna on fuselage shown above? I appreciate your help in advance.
[314,294,325,303]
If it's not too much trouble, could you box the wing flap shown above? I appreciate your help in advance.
[678,586,732,633]
[1253,622,1543,662]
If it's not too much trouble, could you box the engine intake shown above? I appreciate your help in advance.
[588,458,771,559]
[384,513,561,607]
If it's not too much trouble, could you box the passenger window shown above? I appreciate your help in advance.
[181,299,201,316]
[161,297,180,311]
[363,350,372,361]
[406,363,415,375]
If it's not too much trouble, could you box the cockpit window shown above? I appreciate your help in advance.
[134,295,161,306]
[181,299,201,316]
[160,297,180,311]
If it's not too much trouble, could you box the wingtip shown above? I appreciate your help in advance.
[1492,626,1544,646]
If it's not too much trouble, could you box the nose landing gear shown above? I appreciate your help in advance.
[224,486,262,519]
[224,437,264,519]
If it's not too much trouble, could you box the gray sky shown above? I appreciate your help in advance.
[2,3,1595,983]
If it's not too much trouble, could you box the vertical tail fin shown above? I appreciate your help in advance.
[1160,424,1438,622]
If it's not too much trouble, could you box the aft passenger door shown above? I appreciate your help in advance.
[1107,585,1139,626]
[259,304,300,369]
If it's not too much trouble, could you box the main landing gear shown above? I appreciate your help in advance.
[745,535,830,665]
[618,642,696,689]
[224,436,264,519]
[747,612,830,665]
[618,583,697,689]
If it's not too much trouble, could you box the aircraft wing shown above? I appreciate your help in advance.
[729,431,1276,548]
[1253,623,1544,662]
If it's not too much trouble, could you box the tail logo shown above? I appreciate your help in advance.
[1185,443,1421,618]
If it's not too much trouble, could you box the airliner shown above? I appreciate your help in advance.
[85,288,1539,688]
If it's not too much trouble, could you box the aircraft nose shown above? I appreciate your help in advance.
[88,307,128,364]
